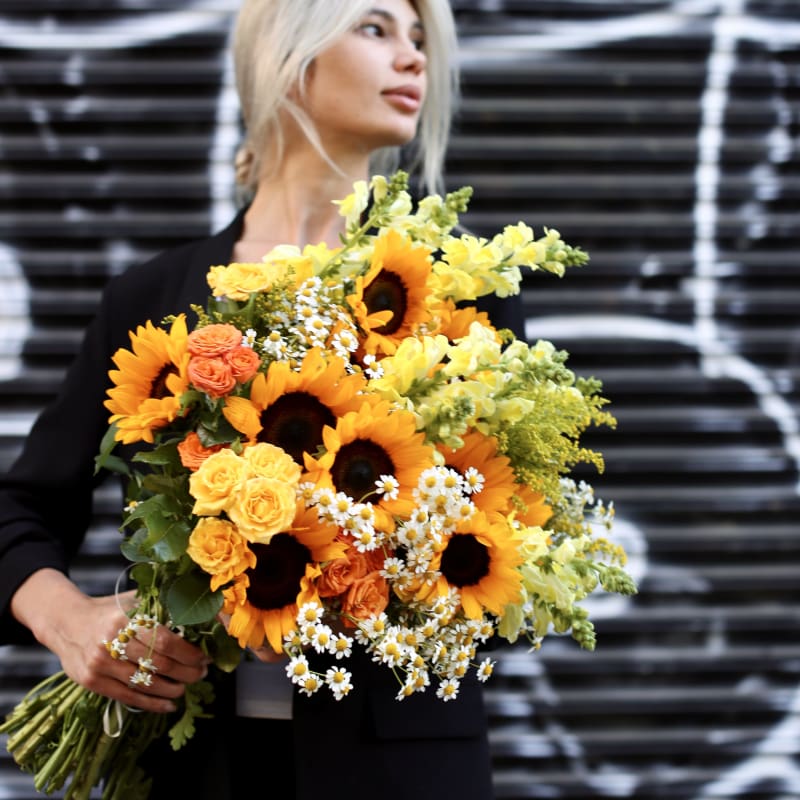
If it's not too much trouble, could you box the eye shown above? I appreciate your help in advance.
[358,21,385,37]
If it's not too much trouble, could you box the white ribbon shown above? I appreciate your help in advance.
[102,699,125,738]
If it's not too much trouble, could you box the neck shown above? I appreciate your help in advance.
[240,141,370,253]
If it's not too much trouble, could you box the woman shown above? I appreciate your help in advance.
[0,1,511,797]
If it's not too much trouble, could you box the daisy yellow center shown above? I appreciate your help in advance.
[364,271,407,335]
[440,534,490,587]
[245,534,311,610]
[331,438,395,499]
[259,392,335,464]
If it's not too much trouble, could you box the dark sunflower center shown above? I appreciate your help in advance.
[150,364,177,400]
[331,438,395,500]
[364,270,407,335]
[440,534,491,587]
[245,534,311,611]
[259,392,335,464]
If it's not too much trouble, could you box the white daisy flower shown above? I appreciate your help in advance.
[376,633,404,667]
[330,634,353,660]
[463,467,485,495]
[310,624,333,653]
[297,675,322,697]
[380,556,405,580]
[325,667,353,700]
[375,474,399,500]
[286,655,311,684]
[362,353,384,380]
[436,678,460,702]
[129,669,154,688]
[296,602,324,626]
[477,658,495,683]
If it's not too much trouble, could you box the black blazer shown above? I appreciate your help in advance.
[0,209,501,799]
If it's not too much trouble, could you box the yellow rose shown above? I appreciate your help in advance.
[189,449,246,516]
[242,442,301,485]
[227,477,297,544]
[187,517,256,591]
[207,262,274,301]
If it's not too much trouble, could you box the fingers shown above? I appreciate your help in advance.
[135,624,209,671]
[85,614,210,713]
[250,643,287,664]
[118,628,209,686]
[80,641,182,713]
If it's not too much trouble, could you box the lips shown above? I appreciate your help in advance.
[382,85,422,112]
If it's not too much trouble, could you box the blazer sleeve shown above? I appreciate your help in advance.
[0,285,119,643]
[0,213,243,645]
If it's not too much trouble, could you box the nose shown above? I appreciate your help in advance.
[394,40,426,74]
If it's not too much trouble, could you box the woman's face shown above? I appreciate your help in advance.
[302,0,428,157]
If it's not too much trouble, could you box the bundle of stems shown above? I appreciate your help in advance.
[0,671,166,800]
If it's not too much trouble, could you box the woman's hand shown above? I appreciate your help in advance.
[11,568,209,713]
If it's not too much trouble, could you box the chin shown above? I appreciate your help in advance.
[376,127,419,149]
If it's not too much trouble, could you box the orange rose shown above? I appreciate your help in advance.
[178,431,224,471]
[227,476,297,544]
[188,356,237,398]
[225,345,261,383]
[187,517,255,591]
[341,571,389,625]
[317,542,370,598]
[188,323,242,357]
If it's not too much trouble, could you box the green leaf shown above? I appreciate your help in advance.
[132,440,181,469]
[94,424,130,477]
[120,529,153,563]
[144,515,192,563]
[196,417,239,447]
[130,562,156,591]
[141,473,188,500]
[166,572,223,626]
[124,494,172,526]
[205,622,243,673]
[168,680,215,751]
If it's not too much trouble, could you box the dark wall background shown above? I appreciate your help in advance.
[1,1,799,798]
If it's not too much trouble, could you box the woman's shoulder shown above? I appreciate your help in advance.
[102,210,246,333]
[112,211,243,296]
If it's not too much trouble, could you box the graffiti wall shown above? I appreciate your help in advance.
[1,1,798,798]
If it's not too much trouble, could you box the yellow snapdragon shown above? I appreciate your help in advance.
[369,334,450,398]
[443,322,502,378]
[334,179,370,229]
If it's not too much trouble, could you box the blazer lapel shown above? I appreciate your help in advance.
[177,207,247,311]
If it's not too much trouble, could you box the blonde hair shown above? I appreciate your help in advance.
[231,0,458,195]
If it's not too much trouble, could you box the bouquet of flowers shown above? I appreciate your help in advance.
[1,171,636,798]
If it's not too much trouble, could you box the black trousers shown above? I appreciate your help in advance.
[141,661,494,800]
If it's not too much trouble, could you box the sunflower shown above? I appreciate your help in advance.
[104,315,190,444]
[349,229,433,356]
[306,400,435,517]
[437,430,518,516]
[437,301,498,344]
[223,348,366,464]
[222,503,344,653]
[514,482,552,528]
[429,511,523,619]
